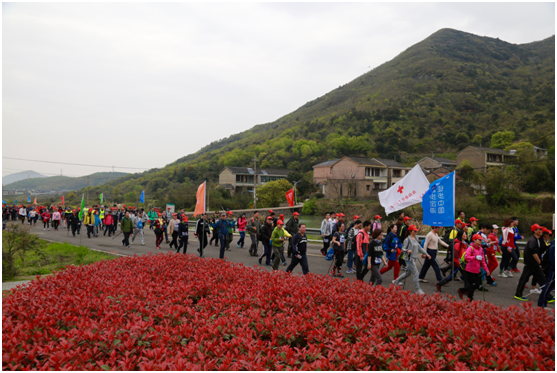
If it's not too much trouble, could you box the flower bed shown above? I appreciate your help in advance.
[2,253,555,370]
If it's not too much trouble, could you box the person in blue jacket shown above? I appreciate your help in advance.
[214,213,233,259]
[380,224,402,281]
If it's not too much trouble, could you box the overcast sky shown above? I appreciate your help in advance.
[2,2,555,179]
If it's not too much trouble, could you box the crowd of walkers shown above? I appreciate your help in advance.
[2,204,554,307]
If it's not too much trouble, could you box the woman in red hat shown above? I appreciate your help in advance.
[458,234,490,301]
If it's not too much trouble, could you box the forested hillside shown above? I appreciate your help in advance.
[4,172,128,192]
[80,28,555,205]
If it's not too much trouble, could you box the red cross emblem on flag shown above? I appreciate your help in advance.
[397,185,404,194]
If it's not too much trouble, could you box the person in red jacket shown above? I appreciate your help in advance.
[236,213,247,248]
[458,234,490,301]
[487,224,501,276]
[41,210,51,230]
[103,213,114,237]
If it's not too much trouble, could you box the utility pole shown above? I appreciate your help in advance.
[252,157,258,209]
[87,176,89,206]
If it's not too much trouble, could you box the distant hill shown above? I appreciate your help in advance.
[3,172,128,191]
[3,170,47,186]
[85,28,555,203]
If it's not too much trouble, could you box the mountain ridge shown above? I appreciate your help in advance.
[84,28,555,202]
[2,170,47,186]
[3,172,129,192]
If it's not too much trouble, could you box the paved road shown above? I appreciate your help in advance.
[11,222,555,310]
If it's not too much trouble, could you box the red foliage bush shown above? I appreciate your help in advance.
[2,253,555,370]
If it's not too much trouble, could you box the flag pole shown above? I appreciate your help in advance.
[202,181,206,257]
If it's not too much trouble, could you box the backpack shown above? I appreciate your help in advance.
[325,247,335,261]
[459,246,468,271]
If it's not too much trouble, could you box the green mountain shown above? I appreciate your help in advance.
[3,172,128,192]
[95,28,555,203]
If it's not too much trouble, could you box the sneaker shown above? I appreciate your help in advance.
[548,298,555,303]
[156,247,160,250]
[488,282,498,287]
[44,228,45,230]
[392,280,397,284]
[47,228,49,231]
[126,245,130,248]
[498,272,508,278]
[514,295,528,301]
[416,290,425,295]
[511,268,521,273]
[419,279,428,283]
[435,284,442,292]
[258,257,262,265]
[282,262,286,266]
[506,271,514,278]
[320,248,326,256]
[530,288,542,294]
[141,243,145,246]
[237,244,240,248]
[346,269,354,274]
[457,289,464,300]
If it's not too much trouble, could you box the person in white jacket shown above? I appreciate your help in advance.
[131,211,149,246]
[320,213,332,255]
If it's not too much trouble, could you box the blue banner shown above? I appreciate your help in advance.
[140,190,145,203]
[421,172,455,227]
[28,196,31,203]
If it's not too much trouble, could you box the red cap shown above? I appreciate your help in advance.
[455,219,463,225]
[408,224,419,232]
[167,207,171,210]
[353,215,361,220]
[375,215,382,220]
[472,233,483,241]
[268,209,274,214]
[183,217,188,222]
[531,224,543,232]
[277,220,284,225]
[72,209,76,212]
[338,213,345,217]
[227,211,233,215]
[172,213,177,216]
[123,204,126,207]
[266,216,272,220]
[293,212,300,216]
[469,217,479,222]
[403,216,412,222]
[542,228,552,235]
[279,214,284,219]
[464,223,470,226]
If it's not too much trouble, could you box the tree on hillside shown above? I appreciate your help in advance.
[474,167,523,206]
[490,131,515,149]
[256,179,293,208]
[505,142,554,193]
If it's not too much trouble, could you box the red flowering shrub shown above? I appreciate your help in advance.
[3,253,555,370]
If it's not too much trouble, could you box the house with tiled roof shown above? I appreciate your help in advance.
[416,157,457,170]
[456,146,517,171]
[313,156,411,199]
[218,167,291,196]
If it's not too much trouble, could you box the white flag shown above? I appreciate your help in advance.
[378,164,430,215]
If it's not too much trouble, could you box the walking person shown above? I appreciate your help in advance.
[393,225,431,295]
[320,213,332,256]
[285,212,300,258]
[372,215,382,232]
[355,220,372,281]
[246,211,261,256]
[380,224,401,281]
[398,216,412,269]
[330,222,346,277]
[176,217,189,254]
[214,213,232,259]
[499,218,517,278]
[457,234,491,301]
[345,219,362,274]
[94,210,101,237]
[103,211,114,237]
[195,213,210,256]
[120,212,134,248]
[514,224,547,301]
[68,210,80,237]
[286,224,309,275]
[418,226,449,284]
[508,217,523,274]
[41,209,51,231]
[258,217,273,266]
[225,211,235,251]
[19,205,27,224]
[368,229,388,286]
[167,213,180,250]
[486,224,501,281]
[271,220,290,270]
[538,239,555,308]
[83,209,95,238]
[236,213,247,248]
[210,216,220,247]
[153,215,165,249]
[147,208,158,230]
[436,231,469,292]
[478,223,498,287]
[131,211,148,245]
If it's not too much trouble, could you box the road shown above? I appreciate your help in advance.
[23,222,555,310]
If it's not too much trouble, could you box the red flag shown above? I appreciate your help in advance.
[33,197,37,205]
[61,196,65,205]
[193,181,206,217]
[285,188,295,207]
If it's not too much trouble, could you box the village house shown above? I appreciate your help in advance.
[313,156,412,200]
[218,167,291,196]
[456,146,518,171]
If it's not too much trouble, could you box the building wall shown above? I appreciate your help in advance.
[417,158,441,169]
[324,180,382,200]
[457,147,485,169]
[313,166,330,183]
[219,168,236,187]
[329,158,361,179]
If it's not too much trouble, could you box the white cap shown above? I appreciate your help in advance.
[492,224,499,229]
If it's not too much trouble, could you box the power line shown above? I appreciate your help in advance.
[2,157,149,170]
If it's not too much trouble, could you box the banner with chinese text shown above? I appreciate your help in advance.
[421,172,455,227]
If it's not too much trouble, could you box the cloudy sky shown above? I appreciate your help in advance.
[2,2,554,179]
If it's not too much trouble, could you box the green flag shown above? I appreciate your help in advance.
[79,194,85,219]
[100,193,103,204]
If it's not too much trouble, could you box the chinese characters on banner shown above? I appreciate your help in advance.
[421,172,455,227]
[378,164,430,214]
